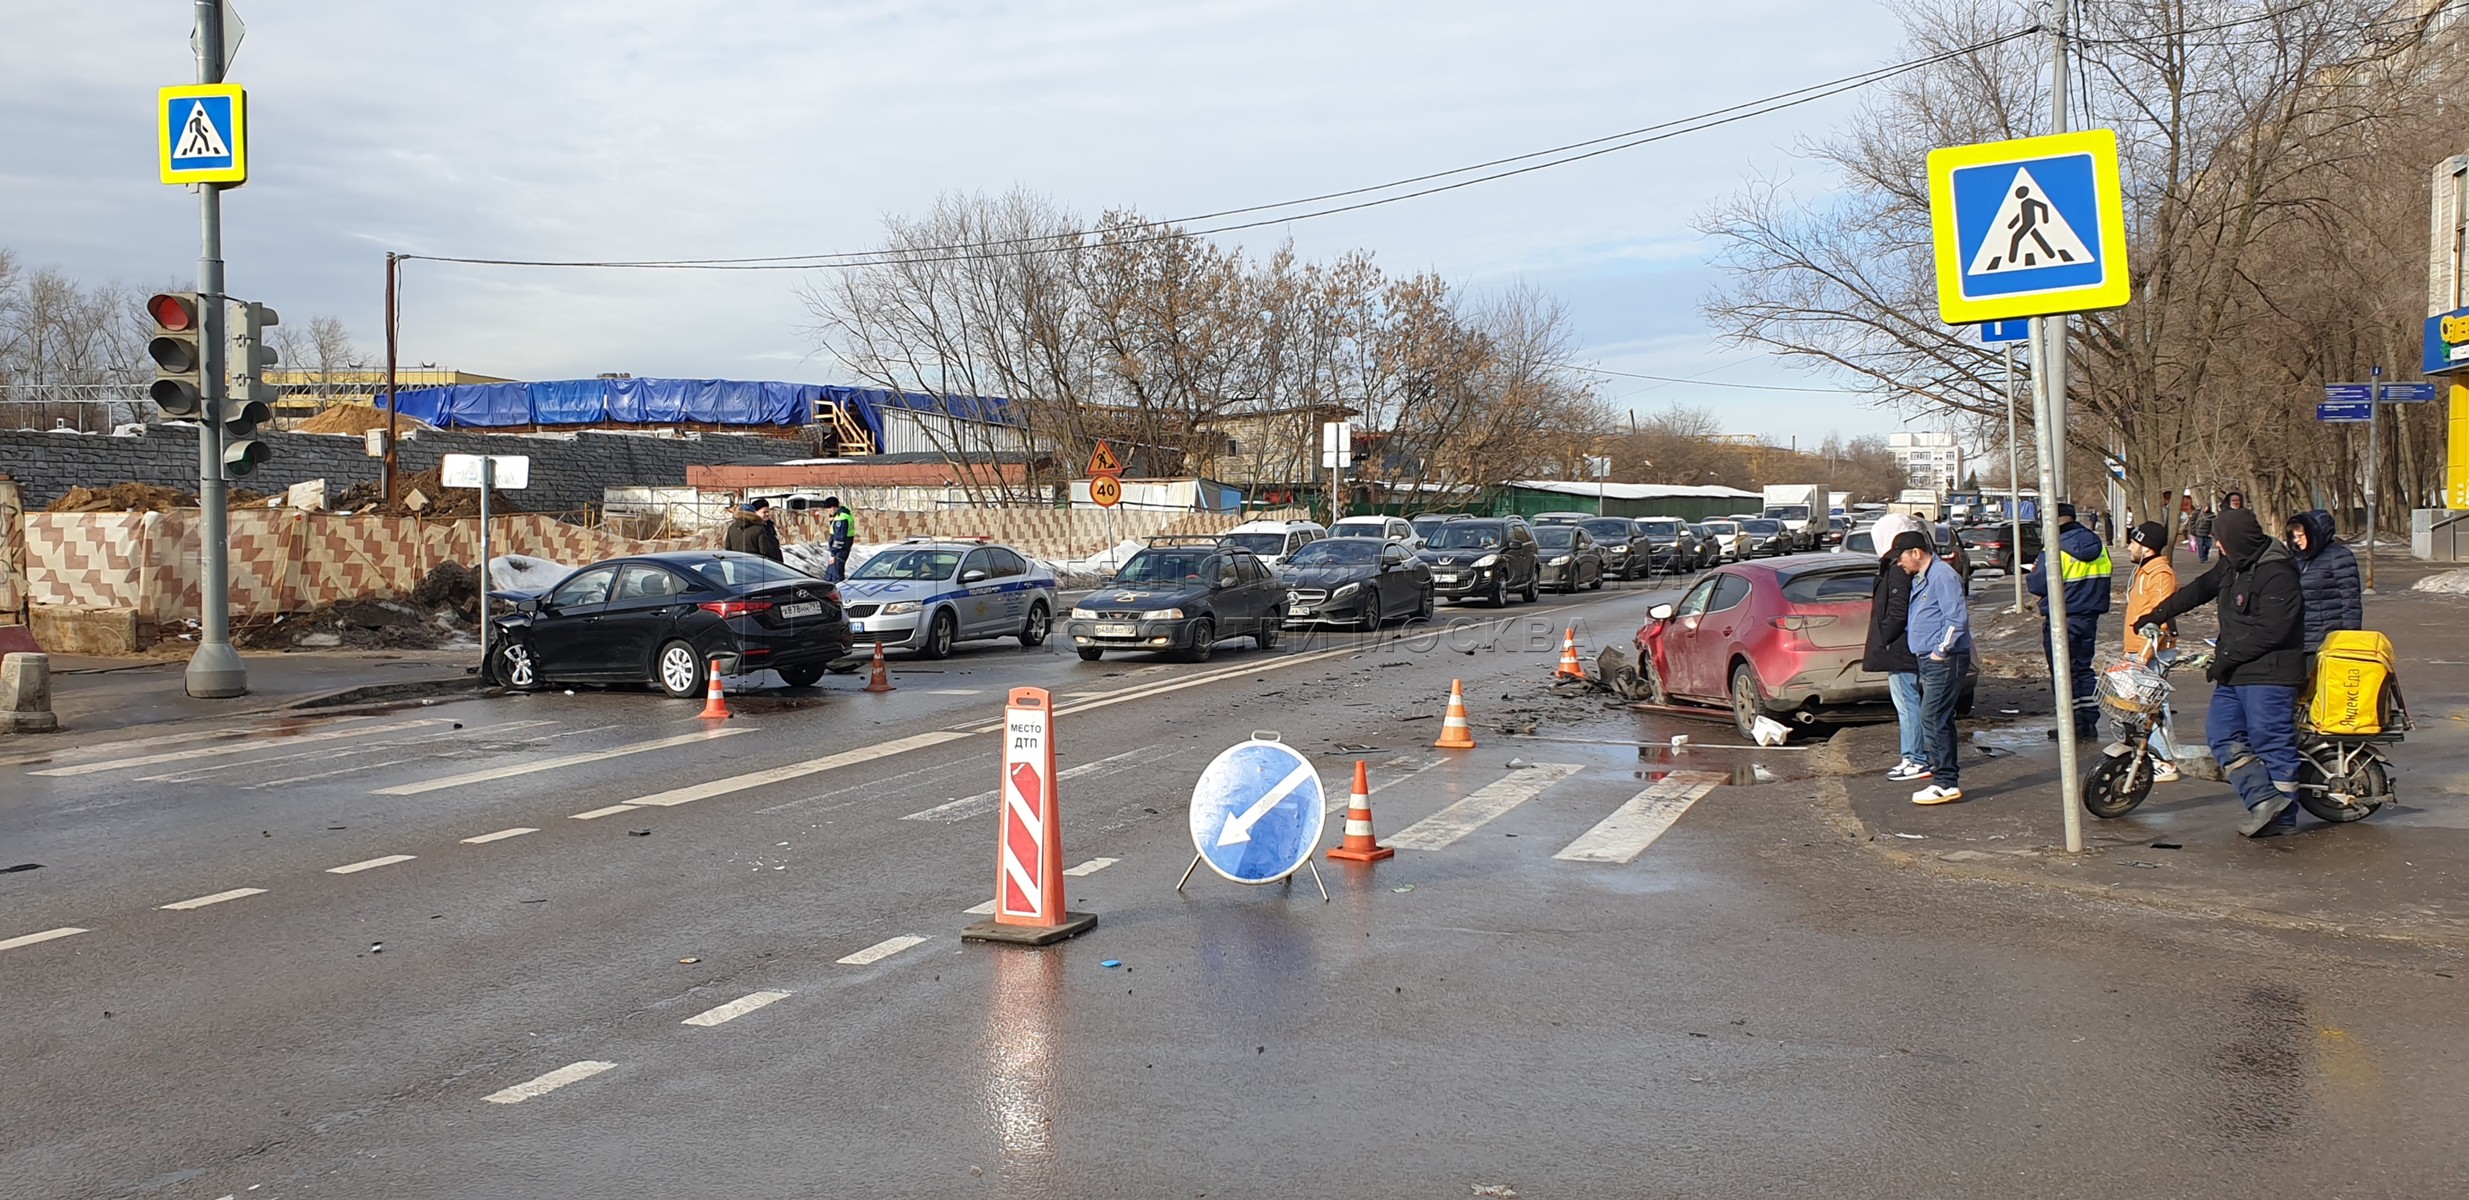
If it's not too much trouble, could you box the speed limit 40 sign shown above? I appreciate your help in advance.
[1091,476,1123,508]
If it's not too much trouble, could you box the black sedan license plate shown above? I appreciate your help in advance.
[1096,622,1136,637]
[779,601,822,619]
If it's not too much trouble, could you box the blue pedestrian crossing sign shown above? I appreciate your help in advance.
[159,84,248,186]
[1186,734,1325,885]
[1928,130,2128,324]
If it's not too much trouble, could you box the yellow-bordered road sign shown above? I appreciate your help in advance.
[1928,129,2128,324]
[1090,475,1123,508]
[160,84,248,186]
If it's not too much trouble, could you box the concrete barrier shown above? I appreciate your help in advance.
[1,652,57,733]
[28,605,143,657]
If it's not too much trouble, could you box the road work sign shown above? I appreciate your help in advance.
[160,84,248,186]
[1928,130,2128,324]
[1187,734,1325,885]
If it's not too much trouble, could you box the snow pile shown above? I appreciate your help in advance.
[1050,539,1147,587]
[489,554,578,594]
[2414,568,2469,594]
[782,541,889,580]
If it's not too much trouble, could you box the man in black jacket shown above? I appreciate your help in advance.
[723,498,784,563]
[1862,514,1926,781]
[2140,508,2307,836]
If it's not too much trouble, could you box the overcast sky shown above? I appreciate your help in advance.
[2,0,1955,441]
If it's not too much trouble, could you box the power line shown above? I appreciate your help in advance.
[398,26,2041,274]
[1569,366,1865,394]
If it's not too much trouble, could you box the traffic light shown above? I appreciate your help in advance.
[145,292,205,419]
[221,300,279,476]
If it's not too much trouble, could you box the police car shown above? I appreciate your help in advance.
[836,538,1058,659]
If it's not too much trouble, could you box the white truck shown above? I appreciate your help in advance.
[1761,484,1825,550]
[1889,488,1943,522]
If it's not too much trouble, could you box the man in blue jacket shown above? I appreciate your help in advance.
[1898,530,1973,805]
[2026,502,2113,740]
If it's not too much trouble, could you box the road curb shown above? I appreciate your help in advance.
[285,676,481,711]
[1814,774,2469,952]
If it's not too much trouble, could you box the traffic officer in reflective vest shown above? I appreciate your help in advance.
[819,496,856,582]
[2025,501,2113,740]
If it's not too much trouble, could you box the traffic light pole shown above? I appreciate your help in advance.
[185,0,245,698]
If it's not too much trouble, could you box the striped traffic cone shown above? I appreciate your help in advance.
[1433,679,1477,749]
[697,659,732,719]
[1555,626,1587,680]
[863,641,895,693]
[1327,760,1393,862]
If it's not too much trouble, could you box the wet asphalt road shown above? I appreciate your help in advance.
[5,575,2468,1199]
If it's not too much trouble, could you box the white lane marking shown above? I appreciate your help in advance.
[756,755,988,816]
[966,645,1366,735]
[569,804,638,821]
[240,757,419,788]
[462,827,538,844]
[1324,757,1442,814]
[1554,771,1728,864]
[159,887,267,910]
[0,927,88,952]
[928,689,985,696]
[837,935,931,966]
[35,719,455,777]
[1384,763,1585,851]
[484,1060,617,1104]
[962,900,996,915]
[156,720,567,784]
[1062,856,1119,876]
[682,990,793,1027]
[902,745,1169,822]
[373,727,748,796]
[325,854,416,875]
[622,730,971,808]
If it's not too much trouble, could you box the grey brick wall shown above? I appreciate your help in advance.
[0,426,823,512]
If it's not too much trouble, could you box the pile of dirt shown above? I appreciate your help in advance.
[292,403,435,436]
[46,483,197,512]
[388,467,523,518]
[327,480,385,512]
[234,566,482,651]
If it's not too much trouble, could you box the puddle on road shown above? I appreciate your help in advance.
[1971,724,2058,751]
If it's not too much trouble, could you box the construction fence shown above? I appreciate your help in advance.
[11,504,1290,624]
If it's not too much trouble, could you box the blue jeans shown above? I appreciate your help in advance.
[2195,535,2213,563]
[1888,671,1924,763]
[2204,682,2300,820]
[1918,653,1967,788]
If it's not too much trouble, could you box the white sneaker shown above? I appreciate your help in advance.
[1911,784,1966,806]
[2150,762,2180,783]
[1886,760,1932,782]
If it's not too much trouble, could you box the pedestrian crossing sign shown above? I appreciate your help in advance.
[1927,130,2127,323]
[159,83,248,186]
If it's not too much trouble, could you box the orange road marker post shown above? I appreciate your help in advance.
[964,687,1098,946]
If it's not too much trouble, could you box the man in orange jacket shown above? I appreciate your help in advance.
[2121,522,2180,782]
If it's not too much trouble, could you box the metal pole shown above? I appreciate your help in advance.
[184,0,245,698]
[2005,343,2024,612]
[2042,0,2082,852]
[2366,368,2381,592]
[479,456,493,674]
[383,252,399,501]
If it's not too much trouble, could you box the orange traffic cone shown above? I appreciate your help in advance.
[862,641,895,693]
[697,659,732,719]
[1327,760,1393,862]
[1555,626,1587,680]
[1434,679,1477,749]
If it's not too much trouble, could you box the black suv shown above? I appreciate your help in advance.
[1065,538,1286,662]
[1417,518,1541,606]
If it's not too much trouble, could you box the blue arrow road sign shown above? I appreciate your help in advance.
[2323,383,2376,404]
[2381,382,2438,402]
[1187,736,1325,884]
[1978,319,2031,343]
[2317,401,2373,423]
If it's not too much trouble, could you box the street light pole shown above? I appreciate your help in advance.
[183,0,246,699]
[2037,0,2084,853]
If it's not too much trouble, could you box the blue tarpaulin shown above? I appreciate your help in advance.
[377,377,1022,436]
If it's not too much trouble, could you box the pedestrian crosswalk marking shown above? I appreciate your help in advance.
[900,745,1170,822]
[371,726,746,796]
[33,718,453,777]
[1553,771,1727,864]
[1384,763,1584,850]
[621,730,969,808]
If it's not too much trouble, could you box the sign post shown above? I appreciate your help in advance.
[443,453,531,678]
[1320,422,1351,527]
[1086,440,1124,558]
[964,688,1097,945]
[1931,126,2130,855]
[1981,321,2031,612]
[1177,732,1329,901]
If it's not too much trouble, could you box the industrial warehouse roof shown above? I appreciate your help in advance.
[1506,480,1764,500]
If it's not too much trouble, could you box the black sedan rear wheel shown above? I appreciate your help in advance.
[777,664,825,688]
[657,640,708,699]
